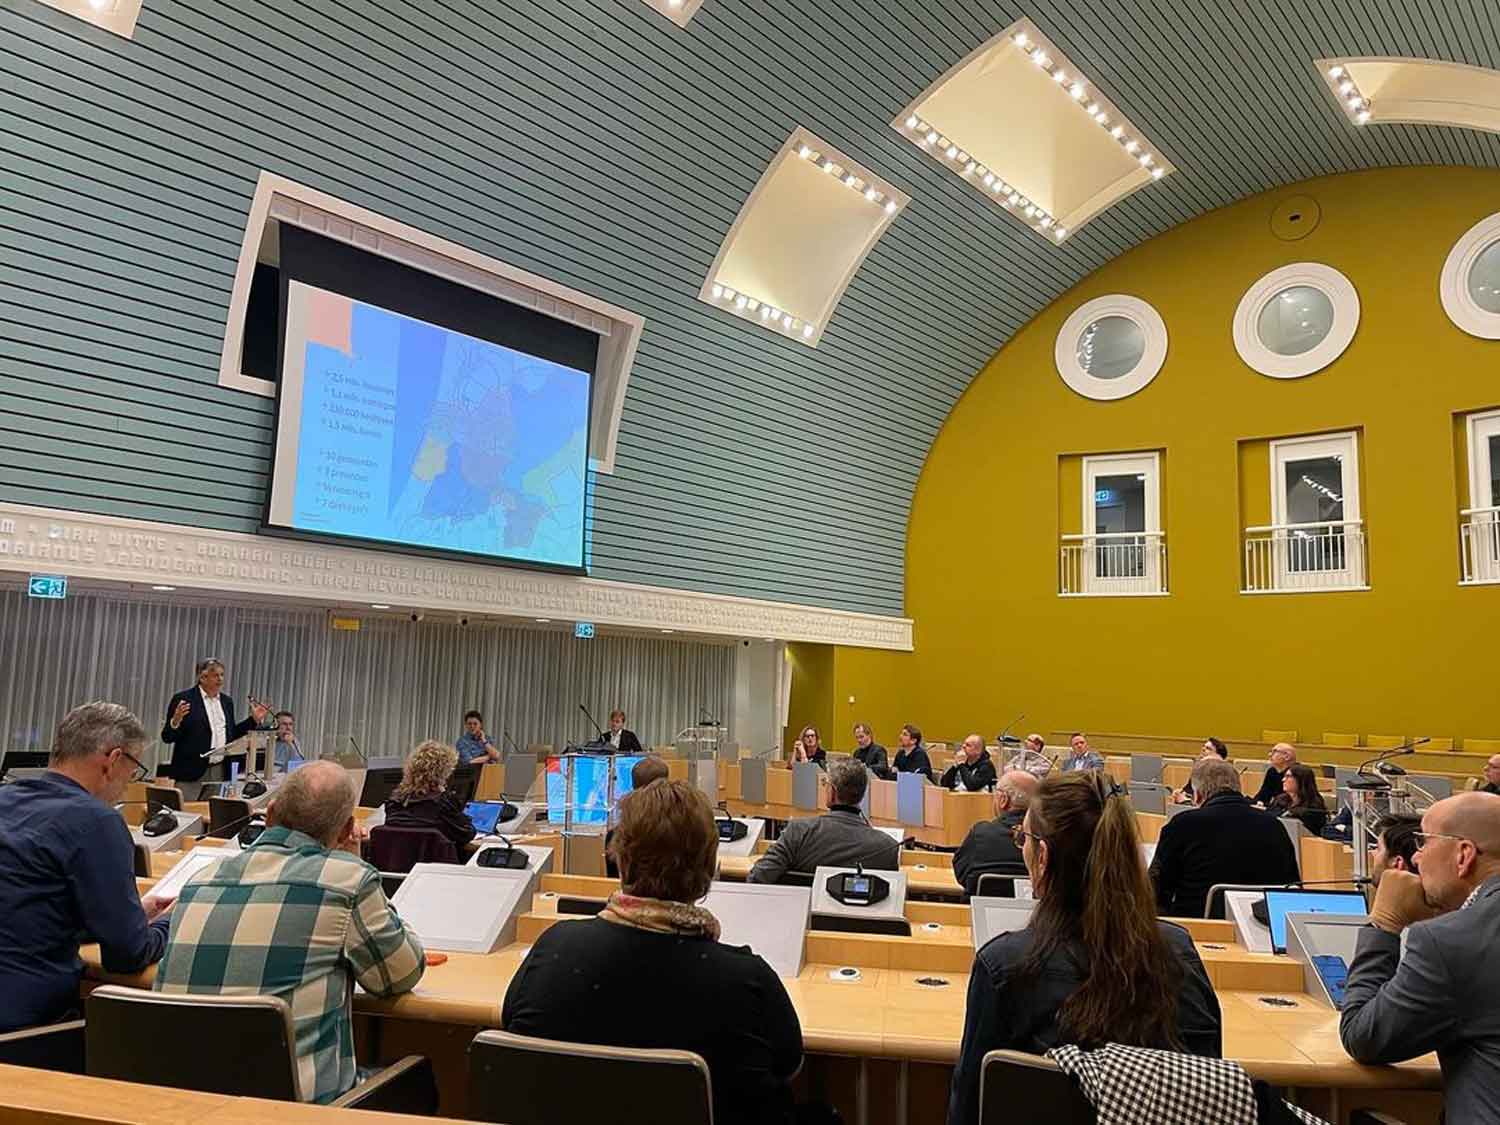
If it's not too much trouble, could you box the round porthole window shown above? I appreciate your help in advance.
[1055,296,1167,401]
[1466,240,1500,313]
[1233,263,1358,379]
[1443,213,1500,337]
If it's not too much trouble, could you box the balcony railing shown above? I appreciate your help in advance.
[1460,507,1500,584]
[1243,520,1366,593]
[1060,531,1167,595]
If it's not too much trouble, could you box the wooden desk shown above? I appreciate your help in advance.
[0,1064,485,1125]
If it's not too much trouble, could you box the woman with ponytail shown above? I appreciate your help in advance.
[946,772,1222,1125]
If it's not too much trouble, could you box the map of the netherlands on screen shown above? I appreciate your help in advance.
[282,282,589,568]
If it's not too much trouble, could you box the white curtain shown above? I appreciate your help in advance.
[0,590,733,770]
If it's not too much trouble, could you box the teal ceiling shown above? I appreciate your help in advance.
[3,0,1499,617]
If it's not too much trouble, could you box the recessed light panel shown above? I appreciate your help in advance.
[892,18,1172,242]
[33,0,142,37]
[641,0,704,28]
[700,127,908,347]
[1318,57,1500,134]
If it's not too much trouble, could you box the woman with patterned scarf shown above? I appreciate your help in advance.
[502,778,804,1125]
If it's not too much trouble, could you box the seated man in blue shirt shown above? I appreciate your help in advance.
[272,709,305,770]
[455,709,500,764]
[0,700,173,1032]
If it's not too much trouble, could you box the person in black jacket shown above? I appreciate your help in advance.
[159,658,269,784]
[953,770,1039,896]
[605,709,643,755]
[941,735,997,792]
[504,779,803,1125]
[791,725,827,769]
[1267,763,1329,834]
[851,722,888,776]
[948,771,1221,1125]
[892,723,934,782]
[1251,742,1297,806]
[1149,758,1300,918]
[382,740,476,853]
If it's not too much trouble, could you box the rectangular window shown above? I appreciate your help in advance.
[1064,452,1164,594]
[1249,431,1365,591]
[1463,410,1500,583]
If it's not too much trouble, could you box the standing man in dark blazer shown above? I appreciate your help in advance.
[159,658,268,784]
[1149,757,1299,918]
[605,709,643,755]
[1341,792,1500,1122]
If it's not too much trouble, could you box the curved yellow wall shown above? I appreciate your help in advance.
[839,166,1499,748]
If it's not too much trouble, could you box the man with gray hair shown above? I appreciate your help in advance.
[160,657,270,786]
[953,770,1038,896]
[1150,756,1299,918]
[154,760,425,1103]
[748,756,899,884]
[0,701,173,1031]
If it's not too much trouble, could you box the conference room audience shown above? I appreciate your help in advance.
[455,709,500,764]
[1267,763,1329,834]
[851,722,888,775]
[159,657,270,783]
[1058,733,1104,773]
[1481,753,1500,795]
[1173,737,1228,804]
[792,725,828,769]
[273,710,305,769]
[0,701,172,1033]
[1251,742,1297,806]
[381,740,477,851]
[1369,813,1421,887]
[892,724,935,782]
[504,779,803,1125]
[940,734,996,792]
[1340,792,1500,1121]
[952,770,1038,896]
[1149,758,1300,918]
[155,760,425,1103]
[605,755,671,878]
[1004,733,1052,779]
[748,757,899,883]
[947,772,1221,1125]
[605,709,643,754]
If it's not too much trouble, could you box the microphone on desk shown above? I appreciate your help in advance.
[502,730,522,760]
[475,834,529,870]
[349,735,369,765]
[996,713,1025,747]
[194,808,264,845]
[715,801,749,842]
[578,703,608,746]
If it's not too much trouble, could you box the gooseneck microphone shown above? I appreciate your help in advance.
[578,703,607,744]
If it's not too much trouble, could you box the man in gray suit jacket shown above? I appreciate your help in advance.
[1340,791,1500,1123]
[748,757,899,884]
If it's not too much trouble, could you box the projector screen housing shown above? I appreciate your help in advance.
[263,227,596,574]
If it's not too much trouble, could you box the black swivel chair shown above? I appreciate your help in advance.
[975,870,1028,899]
[469,1029,713,1125]
[85,985,437,1112]
[206,796,253,839]
[981,1050,1093,1124]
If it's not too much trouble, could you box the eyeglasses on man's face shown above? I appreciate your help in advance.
[1413,831,1481,855]
[112,747,149,783]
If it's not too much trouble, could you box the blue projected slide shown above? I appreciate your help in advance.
[269,281,589,568]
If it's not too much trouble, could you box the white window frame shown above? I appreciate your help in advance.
[1464,409,1500,583]
[1441,211,1500,339]
[1079,451,1163,594]
[1233,263,1359,379]
[1054,295,1168,401]
[1269,431,1364,590]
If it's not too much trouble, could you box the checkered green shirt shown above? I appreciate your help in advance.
[153,826,425,1103]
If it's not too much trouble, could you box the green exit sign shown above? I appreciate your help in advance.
[574,621,595,639]
[28,574,68,600]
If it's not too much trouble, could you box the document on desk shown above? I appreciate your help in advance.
[152,847,238,900]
